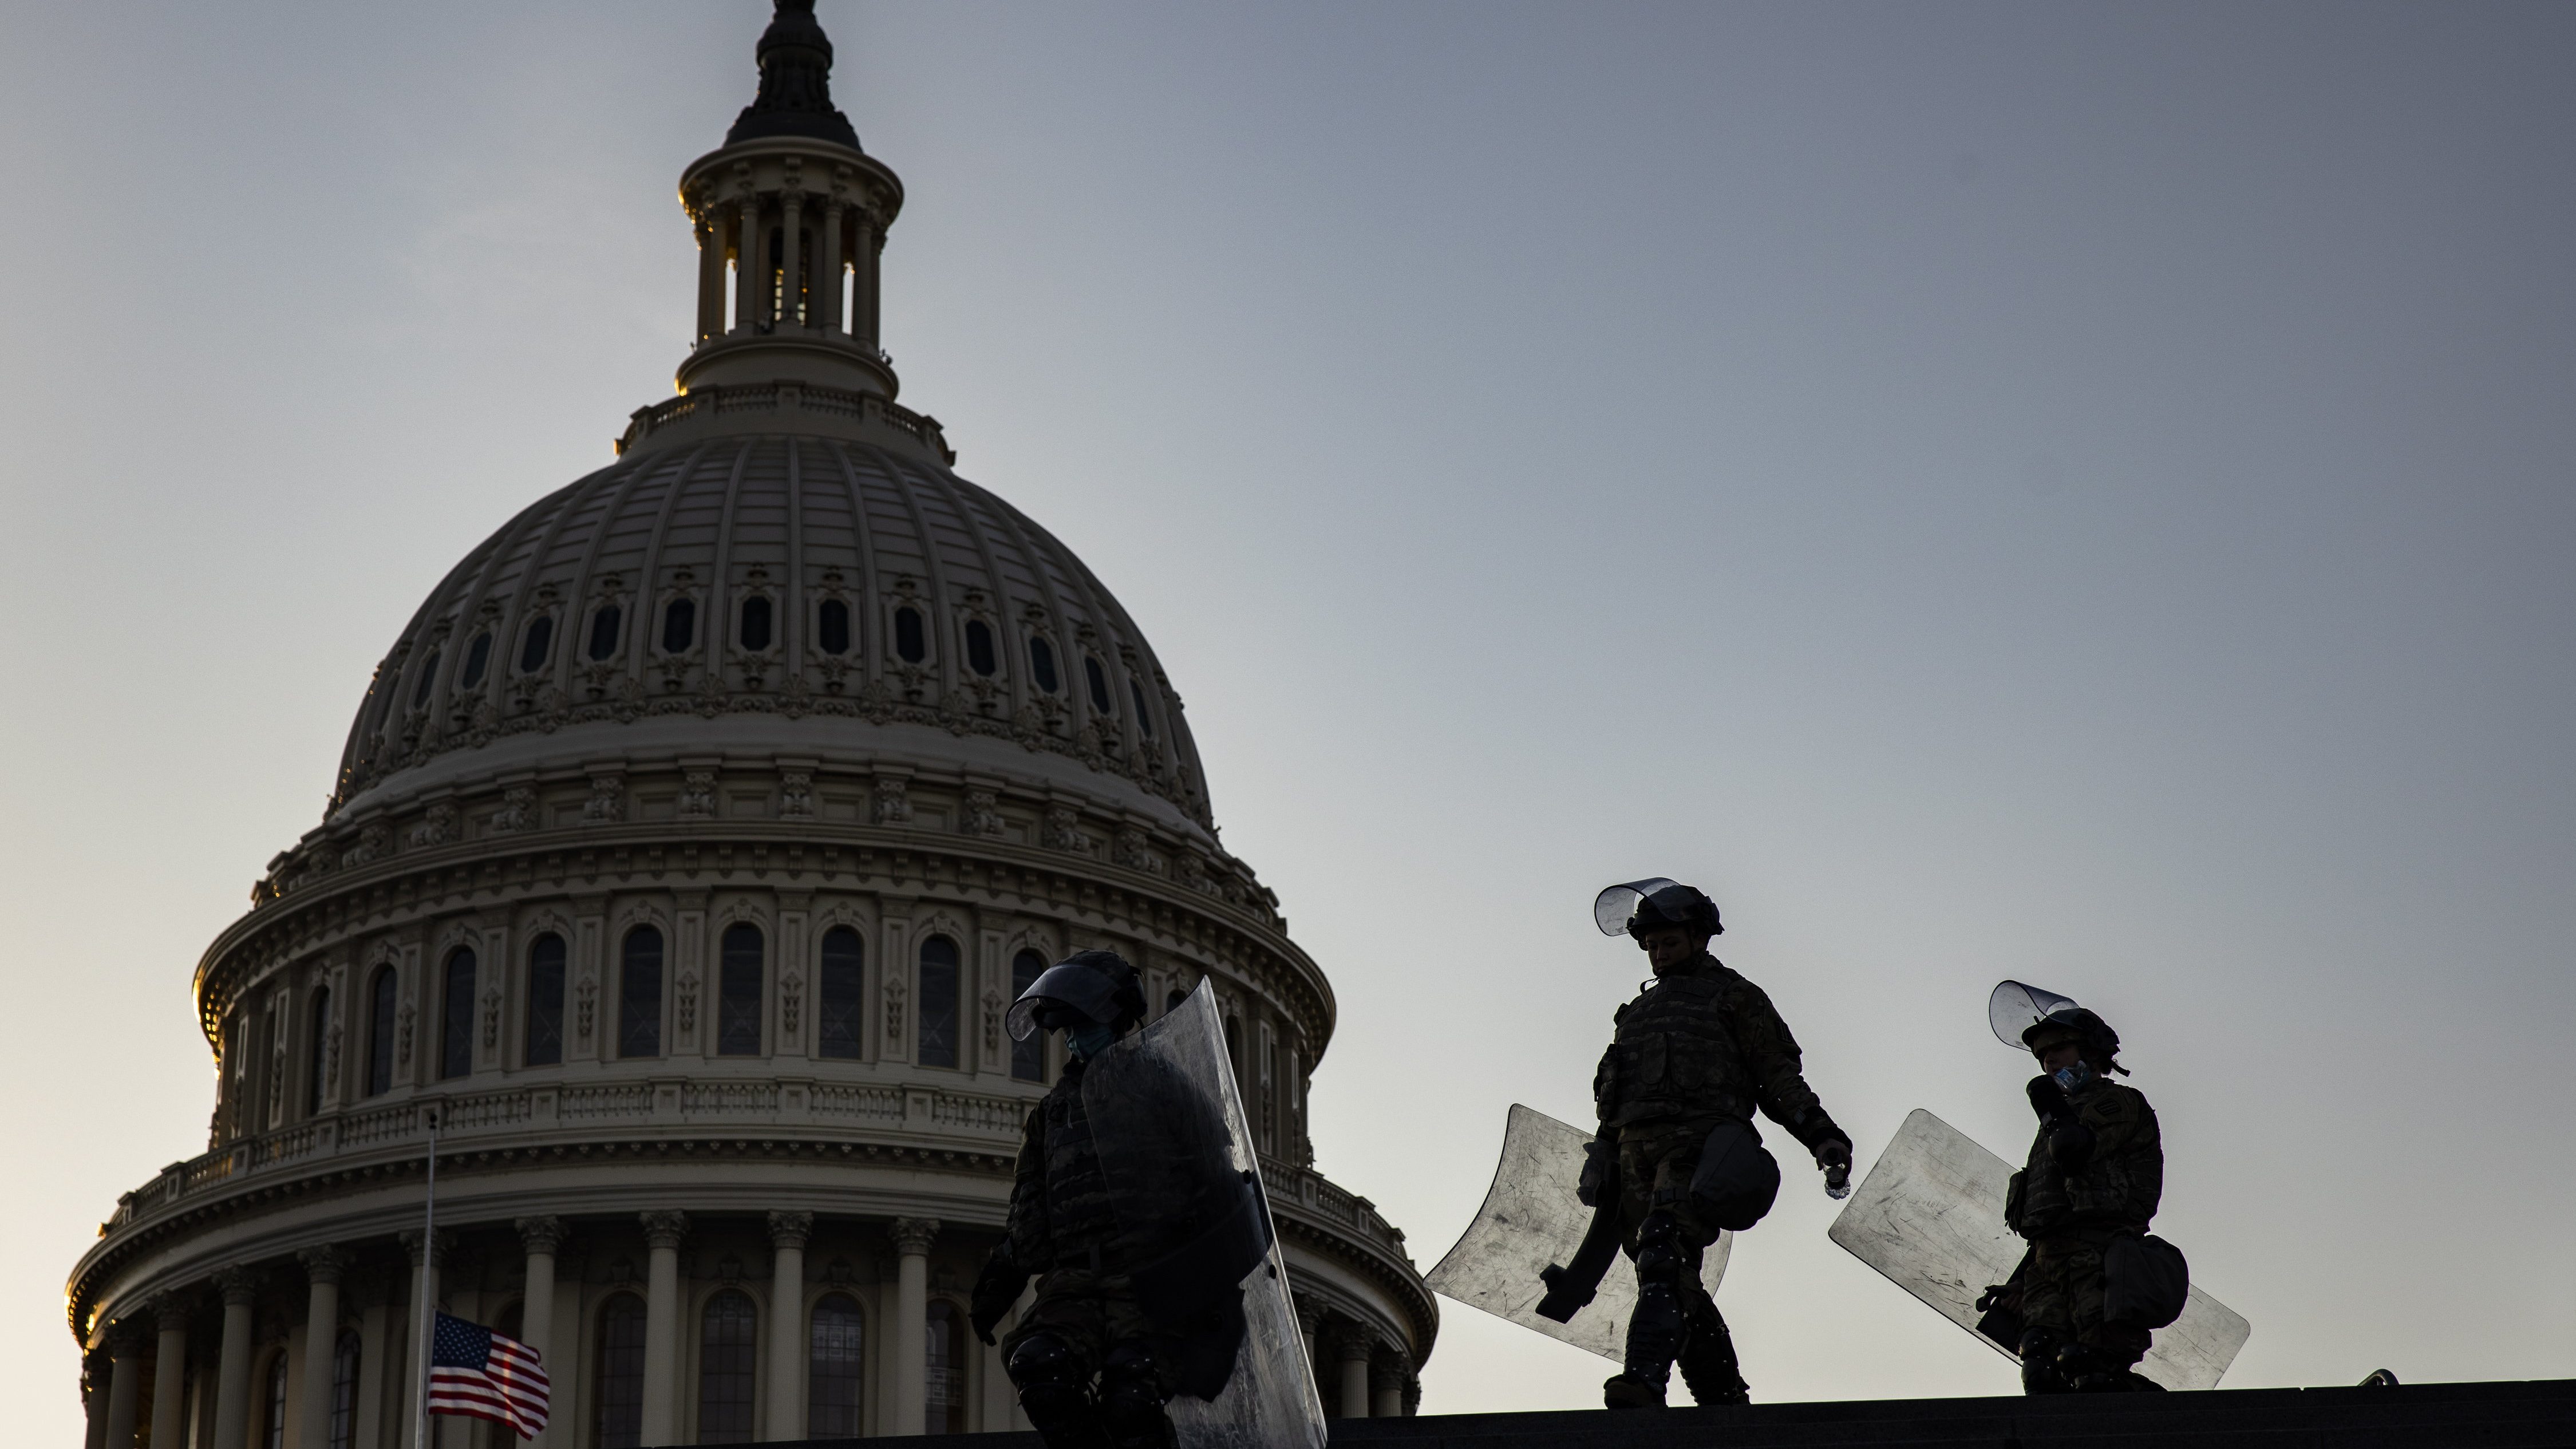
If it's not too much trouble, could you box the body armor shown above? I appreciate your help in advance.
[1008,1058,1123,1270]
[2006,1079,2163,1238]
[1591,954,1836,1146]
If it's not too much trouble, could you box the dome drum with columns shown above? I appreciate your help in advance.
[67,7,1434,1445]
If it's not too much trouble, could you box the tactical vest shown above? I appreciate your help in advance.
[1595,964,1757,1127]
[2007,1080,2161,1238]
[1036,1064,1121,1268]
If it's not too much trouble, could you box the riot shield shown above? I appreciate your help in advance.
[1425,1104,1730,1362]
[1080,983,1325,1449]
[1827,1109,2250,1391]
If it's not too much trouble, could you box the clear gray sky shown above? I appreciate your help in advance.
[3,1,2572,1434]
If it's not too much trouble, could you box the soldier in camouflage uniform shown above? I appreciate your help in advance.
[1582,881,1854,1409]
[2001,1004,2164,1393]
[971,950,1181,1449]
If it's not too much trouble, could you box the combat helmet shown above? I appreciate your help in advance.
[1592,878,1724,941]
[1005,949,1148,1042]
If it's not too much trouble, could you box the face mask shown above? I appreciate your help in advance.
[1067,1022,1117,1061]
[2052,1060,2095,1094]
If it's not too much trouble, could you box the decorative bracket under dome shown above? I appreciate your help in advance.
[674,1,904,398]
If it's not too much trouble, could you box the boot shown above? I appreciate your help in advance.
[1602,1372,1668,1410]
[1676,1296,1749,1405]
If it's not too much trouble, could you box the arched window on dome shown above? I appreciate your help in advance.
[807,1293,866,1437]
[924,1300,969,1434]
[697,1289,758,1443]
[1130,678,1156,739]
[662,597,696,653]
[440,949,476,1080]
[518,614,555,674]
[1029,635,1060,694]
[738,595,774,653]
[1085,656,1113,715]
[410,649,441,709]
[817,598,852,656]
[459,630,492,691]
[306,985,333,1116]
[718,923,763,1056]
[526,933,566,1067]
[621,927,663,1059]
[587,604,623,662]
[594,1293,647,1449]
[366,966,397,1096]
[965,618,997,677]
[817,926,863,1060]
[894,606,927,664]
[1011,950,1047,1082]
[327,1329,361,1449]
[917,935,959,1069]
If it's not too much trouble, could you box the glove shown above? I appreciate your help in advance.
[2045,1120,2097,1171]
[1576,1135,1615,1207]
[969,1243,1029,1347]
[2025,1074,2075,1126]
[1814,1136,1854,1196]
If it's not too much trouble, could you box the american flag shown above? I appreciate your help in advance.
[428,1312,551,1439]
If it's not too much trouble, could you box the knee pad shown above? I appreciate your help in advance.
[1008,1333,1104,1446]
[1634,1211,1687,1285]
[1098,1345,1174,1449]
[2017,1327,2071,1396]
[1007,1333,1085,1392]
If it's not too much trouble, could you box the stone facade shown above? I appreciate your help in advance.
[65,6,1431,1444]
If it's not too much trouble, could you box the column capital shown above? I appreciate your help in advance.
[297,1244,352,1286]
[887,1217,939,1255]
[150,1293,193,1333]
[214,1265,262,1306]
[398,1229,453,1268]
[105,1317,152,1354]
[766,1210,815,1249]
[1333,1326,1376,1363]
[515,1215,570,1255]
[640,1209,691,1250]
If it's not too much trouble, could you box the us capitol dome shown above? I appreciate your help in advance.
[66,5,1433,1444]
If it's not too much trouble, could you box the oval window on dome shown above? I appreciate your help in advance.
[894,606,926,664]
[1029,636,1060,694]
[587,605,622,661]
[965,619,997,677]
[817,599,851,656]
[662,597,696,653]
[1085,656,1112,714]
[739,595,773,652]
[1130,679,1156,739]
[411,650,441,708]
[459,631,492,690]
[519,615,554,674]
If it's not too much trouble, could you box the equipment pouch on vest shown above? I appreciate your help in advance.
[1687,1118,1781,1231]
[2104,1233,2190,1330]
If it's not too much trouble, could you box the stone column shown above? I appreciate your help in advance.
[818,202,846,334]
[888,1218,938,1435]
[1333,1330,1372,1420]
[851,210,879,349]
[733,197,760,332]
[351,1275,390,1449]
[639,1210,689,1448]
[696,208,725,342]
[296,1247,350,1449]
[102,1325,144,1449]
[83,1351,111,1449]
[779,190,804,329]
[151,1295,192,1449]
[510,1218,563,1448]
[1370,1351,1404,1418]
[1294,1300,1319,1392]
[211,1268,260,1449]
[766,1211,813,1439]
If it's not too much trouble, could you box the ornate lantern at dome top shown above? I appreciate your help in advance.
[674,0,904,398]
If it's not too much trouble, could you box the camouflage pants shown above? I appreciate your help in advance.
[1615,1120,1725,1251]
[2021,1231,2151,1367]
[999,1268,1178,1395]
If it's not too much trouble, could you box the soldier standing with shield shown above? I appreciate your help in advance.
[1573,879,1855,1410]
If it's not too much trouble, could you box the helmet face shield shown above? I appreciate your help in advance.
[1594,879,1683,936]
[1006,957,1135,1043]
[1987,980,2083,1049]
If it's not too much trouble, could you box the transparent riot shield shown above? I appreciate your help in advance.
[1425,1104,1731,1362]
[1828,1109,2250,1391]
[1080,983,1326,1449]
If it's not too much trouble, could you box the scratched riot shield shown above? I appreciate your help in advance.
[1425,1104,1731,1361]
[1828,1109,2250,1391]
[1081,982,1325,1449]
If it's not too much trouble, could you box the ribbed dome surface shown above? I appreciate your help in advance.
[335,431,1211,828]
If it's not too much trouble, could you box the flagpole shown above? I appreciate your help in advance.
[414,1104,441,1449]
